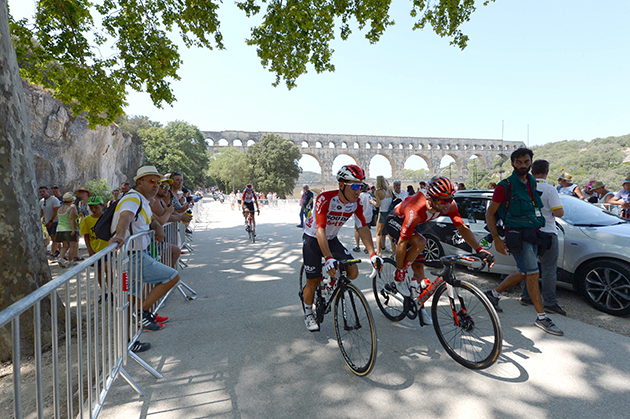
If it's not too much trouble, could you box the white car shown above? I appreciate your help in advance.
[418,190,630,316]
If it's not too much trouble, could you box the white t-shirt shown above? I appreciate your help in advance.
[393,190,409,201]
[40,196,61,223]
[536,179,563,234]
[354,191,373,227]
[111,191,152,250]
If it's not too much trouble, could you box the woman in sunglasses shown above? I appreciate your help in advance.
[385,176,493,323]
[300,165,383,332]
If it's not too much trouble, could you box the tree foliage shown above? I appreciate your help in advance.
[8,0,494,125]
[140,120,210,188]
[207,147,249,192]
[247,134,302,198]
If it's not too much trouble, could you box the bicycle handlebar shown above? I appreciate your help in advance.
[430,254,486,280]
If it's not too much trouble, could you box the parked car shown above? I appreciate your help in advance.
[418,190,630,316]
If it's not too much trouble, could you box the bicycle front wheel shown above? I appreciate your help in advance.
[372,258,407,321]
[333,284,377,376]
[431,281,502,370]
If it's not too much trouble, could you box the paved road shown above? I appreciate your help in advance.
[100,200,630,419]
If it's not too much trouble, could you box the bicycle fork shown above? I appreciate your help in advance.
[445,283,473,330]
[340,287,362,331]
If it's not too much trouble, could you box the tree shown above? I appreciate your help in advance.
[246,134,302,198]
[0,1,55,360]
[207,147,249,192]
[141,121,210,188]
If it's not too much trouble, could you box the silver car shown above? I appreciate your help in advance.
[418,190,630,316]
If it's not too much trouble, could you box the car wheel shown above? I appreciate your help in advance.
[577,260,630,316]
[423,235,444,262]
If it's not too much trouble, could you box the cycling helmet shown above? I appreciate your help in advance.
[426,176,456,199]
[246,184,253,190]
[336,165,366,183]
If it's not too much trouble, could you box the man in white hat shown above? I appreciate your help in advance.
[109,166,181,340]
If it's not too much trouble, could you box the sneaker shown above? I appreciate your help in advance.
[352,246,361,252]
[304,314,320,332]
[544,304,567,316]
[419,307,433,326]
[484,290,503,313]
[74,256,85,261]
[58,258,68,268]
[534,316,564,336]
[520,298,533,306]
[53,250,60,258]
[154,313,170,323]
[130,341,151,353]
[245,225,250,232]
[67,261,78,267]
[296,225,304,228]
[142,311,164,331]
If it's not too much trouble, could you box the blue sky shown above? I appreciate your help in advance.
[10,1,630,176]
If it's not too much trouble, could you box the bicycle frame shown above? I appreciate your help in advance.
[315,260,358,324]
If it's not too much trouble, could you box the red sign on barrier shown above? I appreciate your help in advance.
[123,272,128,291]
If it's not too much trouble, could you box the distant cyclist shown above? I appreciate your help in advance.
[386,176,494,322]
[302,165,383,332]
[241,184,260,232]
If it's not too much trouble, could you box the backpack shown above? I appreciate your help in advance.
[94,191,143,241]
[388,195,403,213]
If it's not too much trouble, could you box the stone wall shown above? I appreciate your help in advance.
[24,81,144,192]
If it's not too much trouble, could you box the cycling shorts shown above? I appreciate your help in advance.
[243,201,255,213]
[385,213,426,262]
[302,234,351,280]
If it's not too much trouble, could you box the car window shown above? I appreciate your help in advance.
[560,195,628,226]
[454,196,488,223]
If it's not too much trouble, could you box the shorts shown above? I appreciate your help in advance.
[55,231,78,242]
[45,221,58,237]
[377,211,389,224]
[511,241,539,275]
[302,234,351,280]
[129,251,178,286]
[385,214,426,262]
[243,201,255,213]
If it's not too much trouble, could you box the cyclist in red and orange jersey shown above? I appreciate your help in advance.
[386,177,494,322]
[241,184,260,231]
[301,165,383,331]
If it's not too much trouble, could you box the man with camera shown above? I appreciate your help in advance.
[485,148,564,336]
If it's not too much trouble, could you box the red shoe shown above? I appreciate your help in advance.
[154,314,170,323]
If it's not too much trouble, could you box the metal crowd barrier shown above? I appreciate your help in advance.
[0,221,195,419]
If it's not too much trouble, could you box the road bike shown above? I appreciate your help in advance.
[298,259,377,376]
[372,254,502,369]
[243,209,256,243]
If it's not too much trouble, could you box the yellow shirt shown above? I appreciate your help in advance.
[79,215,109,254]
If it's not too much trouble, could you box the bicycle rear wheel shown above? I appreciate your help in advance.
[333,284,377,376]
[431,281,502,369]
[372,258,407,321]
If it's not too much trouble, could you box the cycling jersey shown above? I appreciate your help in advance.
[303,190,367,240]
[392,192,464,241]
[242,189,258,204]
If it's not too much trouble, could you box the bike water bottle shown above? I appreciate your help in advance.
[417,278,438,305]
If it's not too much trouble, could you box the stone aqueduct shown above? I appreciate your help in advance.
[203,131,526,183]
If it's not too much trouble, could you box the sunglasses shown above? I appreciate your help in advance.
[435,197,453,204]
[344,182,365,191]
[140,178,158,184]
[160,183,171,190]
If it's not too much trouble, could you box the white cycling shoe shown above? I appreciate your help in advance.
[394,277,411,298]
[304,314,320,332]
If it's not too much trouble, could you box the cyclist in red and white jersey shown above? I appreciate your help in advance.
[241,184,260,231]
[301,165,383,331]
[386,177,494,310]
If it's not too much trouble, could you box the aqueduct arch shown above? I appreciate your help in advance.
[203,131,522,183]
